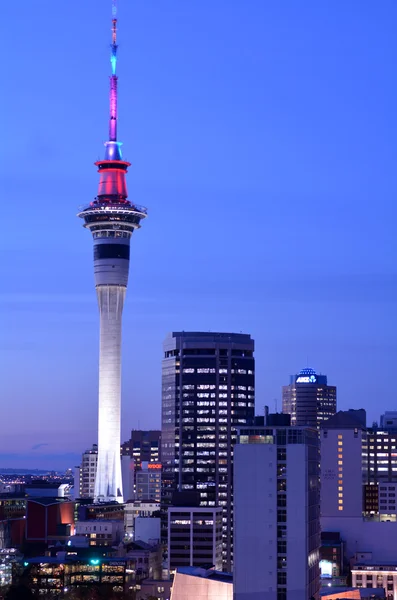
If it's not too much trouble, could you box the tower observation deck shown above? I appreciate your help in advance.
[77,1,147,503]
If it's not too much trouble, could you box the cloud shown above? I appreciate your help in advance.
[31,443,49,451]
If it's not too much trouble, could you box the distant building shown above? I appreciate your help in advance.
[25,549,162,597]
[122,430,161,468]
[162,331,255,570]
[380,412,397,429]
[321,410,367,519]
[282,367,336,428]
[320,532,346,587]
[124,501,160,537]
[136,578,172,600]
[320,588,385,599]
[170,566,233,600]
[134,517,161,546]
[351,563,397,598]
[74,520,124,546]
[234,422,320,600]
[25,497,74,548]
[74,444,98,499]
[321,410,397,567]
[168,506,223,573]
[136,462,162,503]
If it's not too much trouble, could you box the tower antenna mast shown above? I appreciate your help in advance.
[109,0,118,142]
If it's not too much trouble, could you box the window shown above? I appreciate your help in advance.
[277,510,287,523]
[277,572,287,585]
[277,541,287,554]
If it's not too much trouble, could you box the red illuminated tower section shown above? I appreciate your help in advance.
[78,1,147,503]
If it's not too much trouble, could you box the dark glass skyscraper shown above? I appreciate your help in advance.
[161,331,255,570]
[282,367,336,428]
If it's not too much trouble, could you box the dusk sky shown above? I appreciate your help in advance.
[1,0,396,469]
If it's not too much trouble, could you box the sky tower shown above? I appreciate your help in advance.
[78,1,147,503]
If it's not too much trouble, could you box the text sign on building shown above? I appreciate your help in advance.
[296,376,317,383]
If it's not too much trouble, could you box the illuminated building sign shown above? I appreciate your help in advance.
[296,375,317,383]
[148,464,162,470]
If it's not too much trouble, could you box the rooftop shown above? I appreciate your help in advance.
[177,566,233,584]
[321,409,367,430]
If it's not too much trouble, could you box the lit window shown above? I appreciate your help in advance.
[338,506,343,511]
[338,467,343,472]
[338,493,343,498]
[338,486,343,491]
[338,441,343,446]
[338,435,343,439]
[338,461,343,465]
[338,500,343,504]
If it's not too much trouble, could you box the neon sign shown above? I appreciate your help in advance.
[296,376,316,383]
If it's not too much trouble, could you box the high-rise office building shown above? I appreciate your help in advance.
[234,422,321,600]
[74,444,98,499]
[77,4,147,503]
[161,331,255,570]
[282,367,336,428]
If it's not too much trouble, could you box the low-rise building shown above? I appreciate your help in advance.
[74,520,124,546]
[136,578,172,600]
[352,563,397,600]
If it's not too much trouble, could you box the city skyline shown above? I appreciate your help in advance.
[1,0,397,469]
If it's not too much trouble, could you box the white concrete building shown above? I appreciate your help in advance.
[352,563,397,599]
[74,444,98,499]
[234,424,320,600]
[124,500,160,536]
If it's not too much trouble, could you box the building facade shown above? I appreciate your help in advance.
[168,506,223,572]
[352,563,397,600]
[74,519,124,546]
[75,444,98,500]
[136,462,162,503]
[321,410,367,520]
[122,430,161,468]
[161,331,255,570]
[234,424,321,600]
[282,367,336,428]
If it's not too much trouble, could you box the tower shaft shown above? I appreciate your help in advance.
[95,286,125,502]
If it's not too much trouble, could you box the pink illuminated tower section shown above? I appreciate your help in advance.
[78,1,147,503]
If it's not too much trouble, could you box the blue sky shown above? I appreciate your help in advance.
[1,0,396,469]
